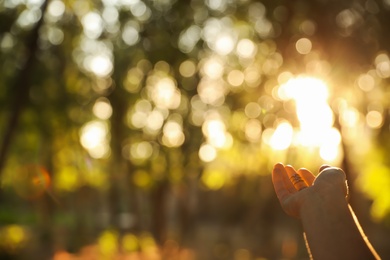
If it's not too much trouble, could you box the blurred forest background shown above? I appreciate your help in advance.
[1,0,390,259]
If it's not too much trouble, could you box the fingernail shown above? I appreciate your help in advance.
[273,163,284,172]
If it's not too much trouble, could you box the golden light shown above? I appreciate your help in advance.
[375,53,390,78]
[133,170,152,188]
[295,38,312,54]
[269,121,293,150]
[318,128,342,161]
[336,9,358,29]
[162,119,185,147]
[122,22,140,46]
[245,119,262,142]
[98,230,118,257]
[81,12,103,39]
[300,20,316,35]
[357,73,375,92]
[366,110,383,129]
[48,0,65,19]
[245,102,261,118]
[199,143,217,162]
[131,142,153,160]
[197,78,226,106]
[146,110,164,132]
[214,33,235,55]
[279,77,333,141]
[244,66,262,87]
[236,39,257,59]
[320,142,341,162]
[0,225,28,252]
[340,106,360,127]
[278,76,342,162]
[202,118,232,149]
[201,169,226,190]
[179,60,197,78]
[93,98,112,120]
[122,233,139,253]
[80,120,111,159]
[178,25,201,53]
[87,54,113,77]
[227,70,245,87]
[54,166,79,192]
[201,57,224,79]
[151,77,181,109]
[124,67,144,93]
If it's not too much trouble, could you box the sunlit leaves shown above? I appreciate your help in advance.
[358,149,390,221]
[178,25,201,53]
[122,21,140,46]
[98,229,119,257]
[0,225,29,253]
[81,11,103,39]
[46,0,65,21]
[73,38,114,78]
[268,121,293,151]
[374,52,390,79]
[3,1,390,258]
[147,76,181,110]
[54,166,79,192]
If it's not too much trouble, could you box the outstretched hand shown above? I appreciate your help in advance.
[272,163,348,218]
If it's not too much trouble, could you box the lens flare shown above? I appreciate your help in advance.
[278,76,342,162]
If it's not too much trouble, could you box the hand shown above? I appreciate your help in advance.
[272,163,348,218]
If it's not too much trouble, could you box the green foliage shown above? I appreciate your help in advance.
[1,0,390,258]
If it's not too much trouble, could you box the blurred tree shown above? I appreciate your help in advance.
[1,0,390,259]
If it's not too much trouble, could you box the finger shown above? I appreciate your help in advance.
[272,163,293,201]
[285,165,306,191]
[298,168,315,186]
[319,164,331,173]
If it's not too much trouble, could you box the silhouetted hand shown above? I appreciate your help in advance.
[272,163,348,218]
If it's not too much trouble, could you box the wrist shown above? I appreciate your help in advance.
[299,186,348,218]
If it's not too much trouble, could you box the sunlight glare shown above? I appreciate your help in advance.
[93,98,113,120]
[197,79,226,106]
[245,119,262,142]
[82,12,103,39]
[366,110,383,129]
[202,119,229,148]
[145,110,164,133]
[295,38,312,54]
[357,73,375,92]
[122,23,140,46]
[236,39,257,59]
[150,77,181,109]
[278,76,341,161]
[162,120,185,147]
[80,120,111,159]
[179,60,197,78]
[227,70,245,87]
[214,33,235,55]
[131,142,153,160]
[201,57,224,79]
[269,121,293,150]
[48,0,65,19]
[340,106,360,127]
[86,54,113,78]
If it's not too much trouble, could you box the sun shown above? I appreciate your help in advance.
[275,76,342,163]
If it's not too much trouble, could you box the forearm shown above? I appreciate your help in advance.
[300,192,379,260]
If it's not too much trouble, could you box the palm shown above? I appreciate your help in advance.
[272,163,348,218]
[272,163,315,218]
